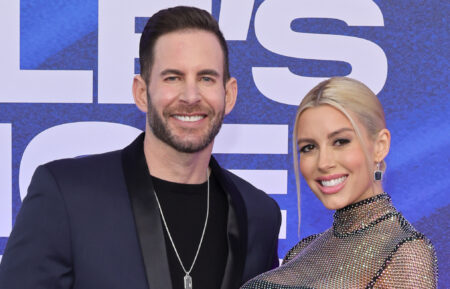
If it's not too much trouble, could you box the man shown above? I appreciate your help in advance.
[0,6,281,289]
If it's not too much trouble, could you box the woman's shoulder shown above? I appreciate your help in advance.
[282,232,325,264]
[392,213,437,250]
[387,228,437,270]
[369,213,438,288]
[371,233,438,288]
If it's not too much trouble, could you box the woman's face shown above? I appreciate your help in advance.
[296,105,376,210]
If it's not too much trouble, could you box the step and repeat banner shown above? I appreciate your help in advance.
[0,0,448,285]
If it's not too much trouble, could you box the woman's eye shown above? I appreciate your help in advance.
[334,138,350,146]
[300,144,315,153]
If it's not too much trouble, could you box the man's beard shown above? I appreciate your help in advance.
[147,92,225,153]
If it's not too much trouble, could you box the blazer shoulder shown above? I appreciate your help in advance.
[221,168,280,211]
[43,149,123,175]
[42,132,143,175]
[35,149,126,198]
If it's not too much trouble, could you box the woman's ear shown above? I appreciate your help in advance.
[224,77,238,115]
[373,128,391,162]
[132,75,148,113]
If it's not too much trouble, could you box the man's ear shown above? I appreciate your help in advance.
[132,75,148,113]
[373,128,391,162]
[224,77,237,115]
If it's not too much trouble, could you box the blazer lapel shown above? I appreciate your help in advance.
[122,133,173,289]
[210,157,248,289]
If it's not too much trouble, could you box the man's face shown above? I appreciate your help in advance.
[146,30,233,153]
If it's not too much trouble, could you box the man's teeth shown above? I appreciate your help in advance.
[174,115,204,122]
[320,176,346,187]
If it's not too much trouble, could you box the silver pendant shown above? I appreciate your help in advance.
[184,274,193,289]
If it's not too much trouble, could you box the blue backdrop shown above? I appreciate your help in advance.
[0,0,448,286]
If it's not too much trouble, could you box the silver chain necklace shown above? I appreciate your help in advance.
[153,173,210,289]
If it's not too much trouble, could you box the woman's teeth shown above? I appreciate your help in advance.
[320,176,347,187]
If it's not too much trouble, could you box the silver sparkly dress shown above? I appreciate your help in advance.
[242,193,437,289]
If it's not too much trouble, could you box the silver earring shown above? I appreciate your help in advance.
[374,162,383,181]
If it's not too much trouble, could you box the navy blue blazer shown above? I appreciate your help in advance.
[0,134,281,289]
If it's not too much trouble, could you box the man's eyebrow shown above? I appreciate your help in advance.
[297,128,354,145]
[197,69,220,77]
[160,69,184,76]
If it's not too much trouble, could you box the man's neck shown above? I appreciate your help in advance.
[143,130,212,184]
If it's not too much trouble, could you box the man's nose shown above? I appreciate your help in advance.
[179,79,201,104]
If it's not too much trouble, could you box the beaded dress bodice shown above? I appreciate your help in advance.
[241,193,437,289]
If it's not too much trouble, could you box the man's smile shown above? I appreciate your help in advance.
[172,114,206,122]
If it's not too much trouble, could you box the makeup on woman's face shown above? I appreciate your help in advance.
[296,105,376,210]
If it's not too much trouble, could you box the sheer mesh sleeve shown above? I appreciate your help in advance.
[373,237,438,288]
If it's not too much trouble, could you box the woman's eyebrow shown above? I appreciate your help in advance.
[297,137,315,145]
[327,127,353,139]
[297,127,353,144]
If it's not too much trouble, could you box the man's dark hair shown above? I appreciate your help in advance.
[139,6,230,85]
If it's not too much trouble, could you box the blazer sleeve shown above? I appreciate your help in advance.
[269,200,281,269]
[0,165,73,289]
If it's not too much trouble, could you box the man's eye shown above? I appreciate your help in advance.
[165,76,180,82]
[201,76,214,83]
[299,144,315,153]
[334,138,350,146]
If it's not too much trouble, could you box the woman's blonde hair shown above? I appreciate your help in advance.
[293,77,386,235]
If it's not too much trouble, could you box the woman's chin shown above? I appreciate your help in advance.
[317,195,349,210]
[322,202,345,211]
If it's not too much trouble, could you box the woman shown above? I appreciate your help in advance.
[242,77,437,288]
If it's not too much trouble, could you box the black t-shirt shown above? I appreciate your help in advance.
[152,173,228,289]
